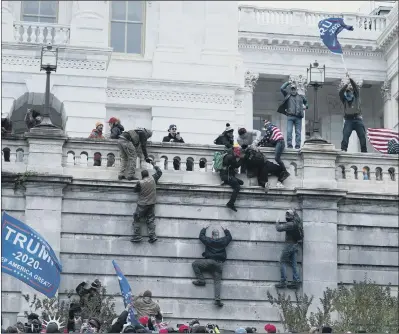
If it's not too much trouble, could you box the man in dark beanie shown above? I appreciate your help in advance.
[214,123,234,149]
[192,226,232,307]
[133,290,161,318]
[88,317,101,332]
[131,161,162,243]
[162,124,185,143]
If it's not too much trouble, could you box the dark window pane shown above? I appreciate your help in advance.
[127,1,142,21]
[22,15,39,22]
[40,1,57,16]
[39,16,56,23]
[112,1,126,21]
[111,22,126,53]
[22,1,39,15]
[126,23,142,54]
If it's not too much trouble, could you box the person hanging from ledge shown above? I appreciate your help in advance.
[108,117,125,139]
[192,225,232,308]
[24,108,42,130]
[117,127,153,181]
[275,209,303,290]
[339,73,367,153]
[214,123,234,149]
[162,124,185,143]
[277,81,308,149]
[131,160,162,243]
[259,120,289,177]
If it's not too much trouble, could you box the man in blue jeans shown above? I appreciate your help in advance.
[277,81,308,149]
[339,74,367,152]
[275,209,303,289]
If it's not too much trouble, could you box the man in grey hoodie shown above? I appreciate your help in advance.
[237,127,262,148]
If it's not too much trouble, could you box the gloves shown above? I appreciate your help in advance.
[145,158,152,164]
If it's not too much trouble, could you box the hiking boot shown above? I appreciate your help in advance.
[279,171,291,183]
[148,237,158,244]
[118,175,126,180]
[226,203,237,212]
[287,145,293,149]
[214,299,224,307]
[192,280,206,286]
[287,281,301,289]
[275,281,287,289]
[130,237,143,243]
[276,181,285,188]
[126,176,139,181]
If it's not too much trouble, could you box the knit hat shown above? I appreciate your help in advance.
[178,325,189,333]
[264,324,276,333]
[245,328,256,333]
[224,123,234,133]
[95,122,103,128]
[143,290,152,297]
[235,328,247,334]
[139,316,149,326]
[263,119,271,128]
[107,117,118,124]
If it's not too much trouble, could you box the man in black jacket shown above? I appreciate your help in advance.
[339,74,367,152]
[220,145,244,212]
[162,124,185,143]
[214,123,234,149]
[192,226,233,307]
[107,117,125,139]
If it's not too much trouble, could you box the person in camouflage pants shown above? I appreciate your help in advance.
[275,209,303,289]
[192,226,232,307]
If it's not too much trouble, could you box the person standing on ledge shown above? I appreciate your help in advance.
[275,209,303,289]
[339,73,367,152]
[162,124,185,143]
[192,226,232,307]
[131,160,162,244]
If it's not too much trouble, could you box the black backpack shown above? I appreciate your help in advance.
[292,212,304,242]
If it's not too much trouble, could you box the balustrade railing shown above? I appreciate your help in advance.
[2,136,398,193]
[13,22,70,44]
[238,6,387,39]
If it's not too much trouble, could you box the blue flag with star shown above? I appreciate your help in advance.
[1,211,62,298]
[112,260,141,327]
[318,18,354,54]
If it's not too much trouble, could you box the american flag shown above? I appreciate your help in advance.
[367,128,399,154]
[112,260,141,327]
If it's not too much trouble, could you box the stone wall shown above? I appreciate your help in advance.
[1,133,398,330]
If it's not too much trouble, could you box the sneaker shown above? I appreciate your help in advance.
[127,176,139,181]
[287,281,301,289]
[275,281,287,289]
[118,175,126,180]
[276,182,285,188]
[287,146,293,149]
[148,237,158,244]
[279,171,291,183]
[130,237,143,243]
[226,203,238,212]
[192,280,206,286]
[214,299,224,307]
[264,182,270,193]
[295,146,300,150]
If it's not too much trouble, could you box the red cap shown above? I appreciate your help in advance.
[107,117,118,124]
[160,330,168,333]
[179,325,189,333]
[264,324,276,333]
[139,316,149,326]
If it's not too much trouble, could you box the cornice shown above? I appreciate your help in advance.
[377,4,399,51]
[238,36,384,58]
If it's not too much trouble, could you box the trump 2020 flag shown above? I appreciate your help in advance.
[112,260,141,327]
[1,212,62,298]
[318,18,354,54]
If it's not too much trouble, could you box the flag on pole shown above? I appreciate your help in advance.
[367,128,399,153]
[318,18,354,54]
[112,260,141,328]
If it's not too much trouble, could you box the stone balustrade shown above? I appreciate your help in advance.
[13,21,70,44]
[238,6,387,40]
[2,135,398,194]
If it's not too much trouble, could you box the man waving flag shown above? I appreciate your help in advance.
[318,18,354,54]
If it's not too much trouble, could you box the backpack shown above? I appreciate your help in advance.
[292,212,304,242]
[213,151,228,172]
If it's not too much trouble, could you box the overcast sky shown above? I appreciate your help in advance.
[238,1,392,14]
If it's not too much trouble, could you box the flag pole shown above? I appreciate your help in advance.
[340,54,348,73]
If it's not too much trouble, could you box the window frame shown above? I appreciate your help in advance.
[109,1,146,56]
[20,0,59,24]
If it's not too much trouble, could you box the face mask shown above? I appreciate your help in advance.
[344,92,354,101]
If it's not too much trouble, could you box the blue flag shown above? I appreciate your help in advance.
[112,260,141,327]
[1,212,62,298]
[318,18,354,54]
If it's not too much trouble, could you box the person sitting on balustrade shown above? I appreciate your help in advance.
[214,123,234,149]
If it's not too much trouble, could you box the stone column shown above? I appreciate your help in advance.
[2,1,14,42]
[241,71,259,129]
[381,79,396,129]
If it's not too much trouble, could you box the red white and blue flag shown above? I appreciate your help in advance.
[367,128,399,154]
